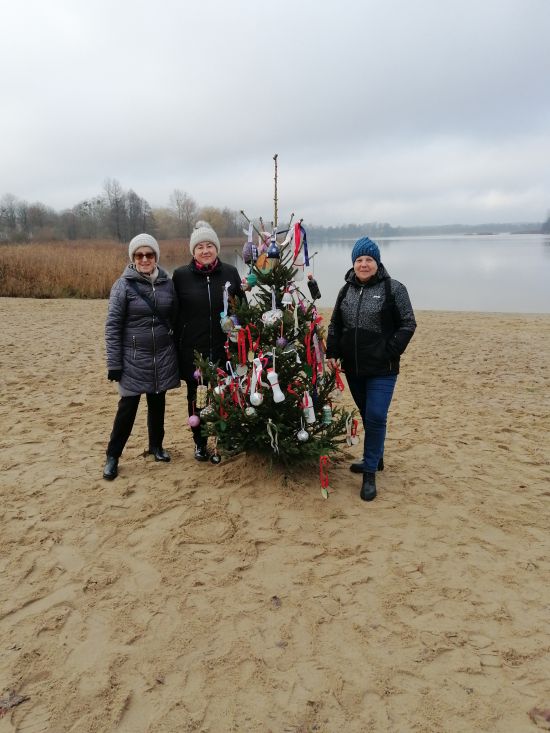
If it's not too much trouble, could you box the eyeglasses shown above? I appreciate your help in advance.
[134,251,155,260]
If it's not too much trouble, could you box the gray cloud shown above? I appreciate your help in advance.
[1,0,549,225]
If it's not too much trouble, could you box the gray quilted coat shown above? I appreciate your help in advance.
[105,265,180,396]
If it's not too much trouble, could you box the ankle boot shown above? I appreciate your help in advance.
[103,455,118,480]
[360,472,377,502]
[148,447,170,462]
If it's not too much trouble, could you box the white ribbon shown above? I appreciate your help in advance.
[267,419,279,453]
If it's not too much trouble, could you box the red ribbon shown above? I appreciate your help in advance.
[237,328,247,365]
[319,455,330,489]
[333,364,345,392]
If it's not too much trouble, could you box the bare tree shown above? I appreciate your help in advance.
[169,189,197,237]
[103,178,127,241]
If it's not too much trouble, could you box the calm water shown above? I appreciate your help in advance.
[229,234,550,313]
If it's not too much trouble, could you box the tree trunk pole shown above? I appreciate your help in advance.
[273,153,278,229]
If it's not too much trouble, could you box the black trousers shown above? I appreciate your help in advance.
[107,392,166,458]
[185,377,206,448]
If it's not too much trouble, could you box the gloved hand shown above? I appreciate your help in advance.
[108,369,122,382]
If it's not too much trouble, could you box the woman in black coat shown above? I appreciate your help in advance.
[103,233,180,480]
[326,237,416,502]
[172,221,244,461]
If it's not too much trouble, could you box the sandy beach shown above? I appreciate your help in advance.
[1,297,549,733]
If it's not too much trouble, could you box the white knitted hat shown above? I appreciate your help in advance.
[128,233,160,261]
[189,220,221,256]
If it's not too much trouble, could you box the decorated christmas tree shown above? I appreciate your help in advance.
[193,156,353,481]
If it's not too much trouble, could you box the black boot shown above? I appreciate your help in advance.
[350,456,384,473]
[360,472,377,502]
[148,447,171,462]
[194,443,208,462]
[103,455,118,481]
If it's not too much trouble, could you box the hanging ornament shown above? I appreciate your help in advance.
[302,391,316,424]
[321,404,333,425]
[319,455,331,499]
[210,437,221,464]
[307,274,322,301]
[266,419,279,453]
[281,288,293,307]
[242,222,258,264]
[267,368,285,403]
[276,336,288,349]
[220,281,233,332]
[196,384,208,409]
[193,368,202,382]
[297,418,309,442]
[246,272,258,287]
[250,392,263,406]
[267,233,280,259]
[200,405,215,421]
[256,251,275,274]
[261,286,283,326]
[188,414,200,428]
[244,406,257,417]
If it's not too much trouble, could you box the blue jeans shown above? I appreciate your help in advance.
[346,375,397,472]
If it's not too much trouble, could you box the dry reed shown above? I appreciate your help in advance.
[0,238,243,298]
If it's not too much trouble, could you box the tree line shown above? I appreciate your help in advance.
[0,179,242,242]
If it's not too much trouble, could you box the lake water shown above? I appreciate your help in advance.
[229,233,550,313]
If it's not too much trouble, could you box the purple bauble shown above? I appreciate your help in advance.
[193,369,202,382]
[188,415,200,428]
[276,336,288,349]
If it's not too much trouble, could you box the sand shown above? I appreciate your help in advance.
[1,297,549,733]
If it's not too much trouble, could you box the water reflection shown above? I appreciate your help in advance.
[231,234,550,313]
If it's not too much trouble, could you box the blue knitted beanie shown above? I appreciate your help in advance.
[351,237,380,265]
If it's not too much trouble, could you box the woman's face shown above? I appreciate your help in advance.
[133,247,157,274]
[193,241,218,267]
[353,255,378,283]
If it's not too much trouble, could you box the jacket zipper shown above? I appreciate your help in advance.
[354,286,365,374]
[151,282,159,393]
[132,336,136,360]
[206,275,213,361]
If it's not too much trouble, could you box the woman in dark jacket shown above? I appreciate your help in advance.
[103,233,180,480]
[172,221,244,461]
[326,237,416,502]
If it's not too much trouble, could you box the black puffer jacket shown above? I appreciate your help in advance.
[105,265,180,395]
[326,264,416,377]
[172,259,244,379]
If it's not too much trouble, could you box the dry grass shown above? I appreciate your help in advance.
[0,238,243,298]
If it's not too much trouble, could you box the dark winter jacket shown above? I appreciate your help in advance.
[105,265,180,396]
[172,258,244,379]
[326,264,416,377]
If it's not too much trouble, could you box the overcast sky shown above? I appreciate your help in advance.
[1,0,549,226]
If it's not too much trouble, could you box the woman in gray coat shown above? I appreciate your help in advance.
[103,233,180,480]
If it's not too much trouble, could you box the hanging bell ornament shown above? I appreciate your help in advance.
[281,289,293,306]
[297,428,309,442]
